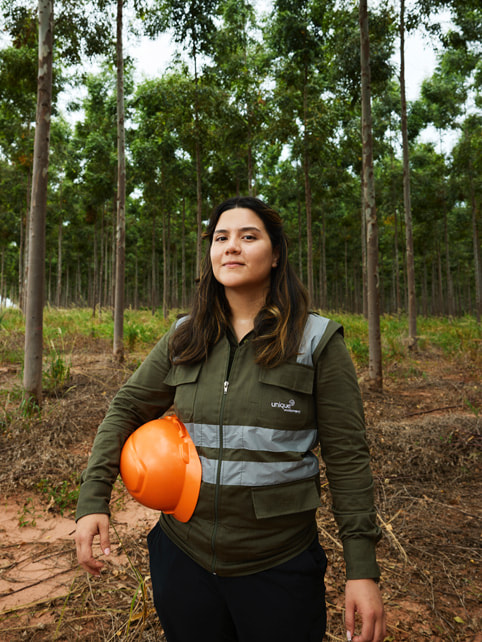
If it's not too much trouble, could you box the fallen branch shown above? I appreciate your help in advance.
[378,513,409,563]
[405,404,464,417]
[0,567,74,599]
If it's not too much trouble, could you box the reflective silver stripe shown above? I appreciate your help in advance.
[297,314,330,366]
[175,315,189,328]
[185,422,317,453]
[199,453,319,486]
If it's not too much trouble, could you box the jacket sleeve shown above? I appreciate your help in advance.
[75,326,176,521]
[315,330,381,580]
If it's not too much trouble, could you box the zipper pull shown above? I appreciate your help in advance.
[223,381,229,394]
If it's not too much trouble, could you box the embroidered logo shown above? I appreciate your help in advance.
[271,399,301,414]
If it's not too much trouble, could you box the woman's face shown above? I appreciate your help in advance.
[210,208,279,297]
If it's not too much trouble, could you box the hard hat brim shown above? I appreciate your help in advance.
[171,437,202,523]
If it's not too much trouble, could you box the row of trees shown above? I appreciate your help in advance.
[0,0,481,398]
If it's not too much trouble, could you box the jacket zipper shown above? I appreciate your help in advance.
[210,357,233,573]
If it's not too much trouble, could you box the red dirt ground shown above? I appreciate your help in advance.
[0,338,480,641]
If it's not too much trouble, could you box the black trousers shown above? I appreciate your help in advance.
[147,523,327,642]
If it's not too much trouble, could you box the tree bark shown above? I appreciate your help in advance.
[400,0,417,346]
[181,197,187,308]
[193,49,203,279]
[56,215,62,307]
[469,174,482,323]
[113,0,126,361]
[321,212,327,310]
[303,63,314,303]
[360,0,382,390]
[23,0,53,406]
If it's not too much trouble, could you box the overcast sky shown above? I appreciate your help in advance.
[127,28,437,103]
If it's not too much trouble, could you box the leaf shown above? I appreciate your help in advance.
[454,616,464,624]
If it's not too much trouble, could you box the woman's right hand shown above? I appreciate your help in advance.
[75,513,111,576]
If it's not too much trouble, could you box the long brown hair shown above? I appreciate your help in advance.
[169,196,309,368]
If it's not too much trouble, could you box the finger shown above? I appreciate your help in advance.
[76,539,104,576]
[75,524,104,575]
[98,518,111,556]
[345,600,355,641]
[81,556,105,576]
[352,613,376,642]
[373,611,387,642]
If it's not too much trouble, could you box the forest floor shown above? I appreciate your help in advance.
[0,327,480,641]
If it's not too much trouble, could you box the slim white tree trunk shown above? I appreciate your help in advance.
[23,0,53,406]
[113,0,126,361]
[360,0,383,390]
[400,0,417,346]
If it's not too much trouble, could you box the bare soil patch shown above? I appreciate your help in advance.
[0,337,480,641]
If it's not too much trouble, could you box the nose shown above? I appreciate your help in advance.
[225,236,240,253]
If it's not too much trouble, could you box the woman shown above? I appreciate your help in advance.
[75,196,386,642]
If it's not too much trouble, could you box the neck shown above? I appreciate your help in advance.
[225,288,267,342]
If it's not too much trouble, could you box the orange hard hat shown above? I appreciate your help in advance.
[120,415,201,522]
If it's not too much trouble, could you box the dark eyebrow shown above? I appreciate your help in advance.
[213,226,262,234]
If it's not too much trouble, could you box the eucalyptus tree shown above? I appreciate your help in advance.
[309,0,394,315]
[21,0,53,405]
[2,0,111,405]
[409,143,450,314]
[72,68,123,312]
[416,65,467,315]
[371,82,405,313]
[360,0,382,389]
[143,0,222,277]
[398,0,419,344]
[406,0,481,319]
[0,161,25,302]
[207,0,268,196]
[0,22,37,307]
[113,0,126,360]
[265,0,337,303]
[131,73,197,314]
[451,116,482,322]
[44,115,75,307]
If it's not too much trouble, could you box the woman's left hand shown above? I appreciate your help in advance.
[344,578,386,642]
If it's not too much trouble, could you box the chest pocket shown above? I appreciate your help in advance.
[257,363,315,429]
[164,362,202,423]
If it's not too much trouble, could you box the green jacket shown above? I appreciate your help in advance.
[76,313,381,579]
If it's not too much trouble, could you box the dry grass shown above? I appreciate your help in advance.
[0,317,480,641]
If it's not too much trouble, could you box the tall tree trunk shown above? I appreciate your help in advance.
[162,207,168,318]
[113,0,126,361]
[321,210,327,309]
[394,208,401,314]
[302,63,314,302]
[195,138,202,278]
[0,249,4,303]
[297,198,303,282]
[400,0,417,346]
[437,246,443,315]
[360,0,382,390]
[344,239,349,310]
[23,0,53,407]
[360,180,368,318]
[151,214,157,314]
[422,261,428,316]
[181,197,187,308]
[19,170,31,311]
[92,221,98,316]
[193,51,203,279]
[468,161,482,323]
[56,215,62,307]
[443,204,455,316]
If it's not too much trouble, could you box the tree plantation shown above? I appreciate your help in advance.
[0,0,481,321]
